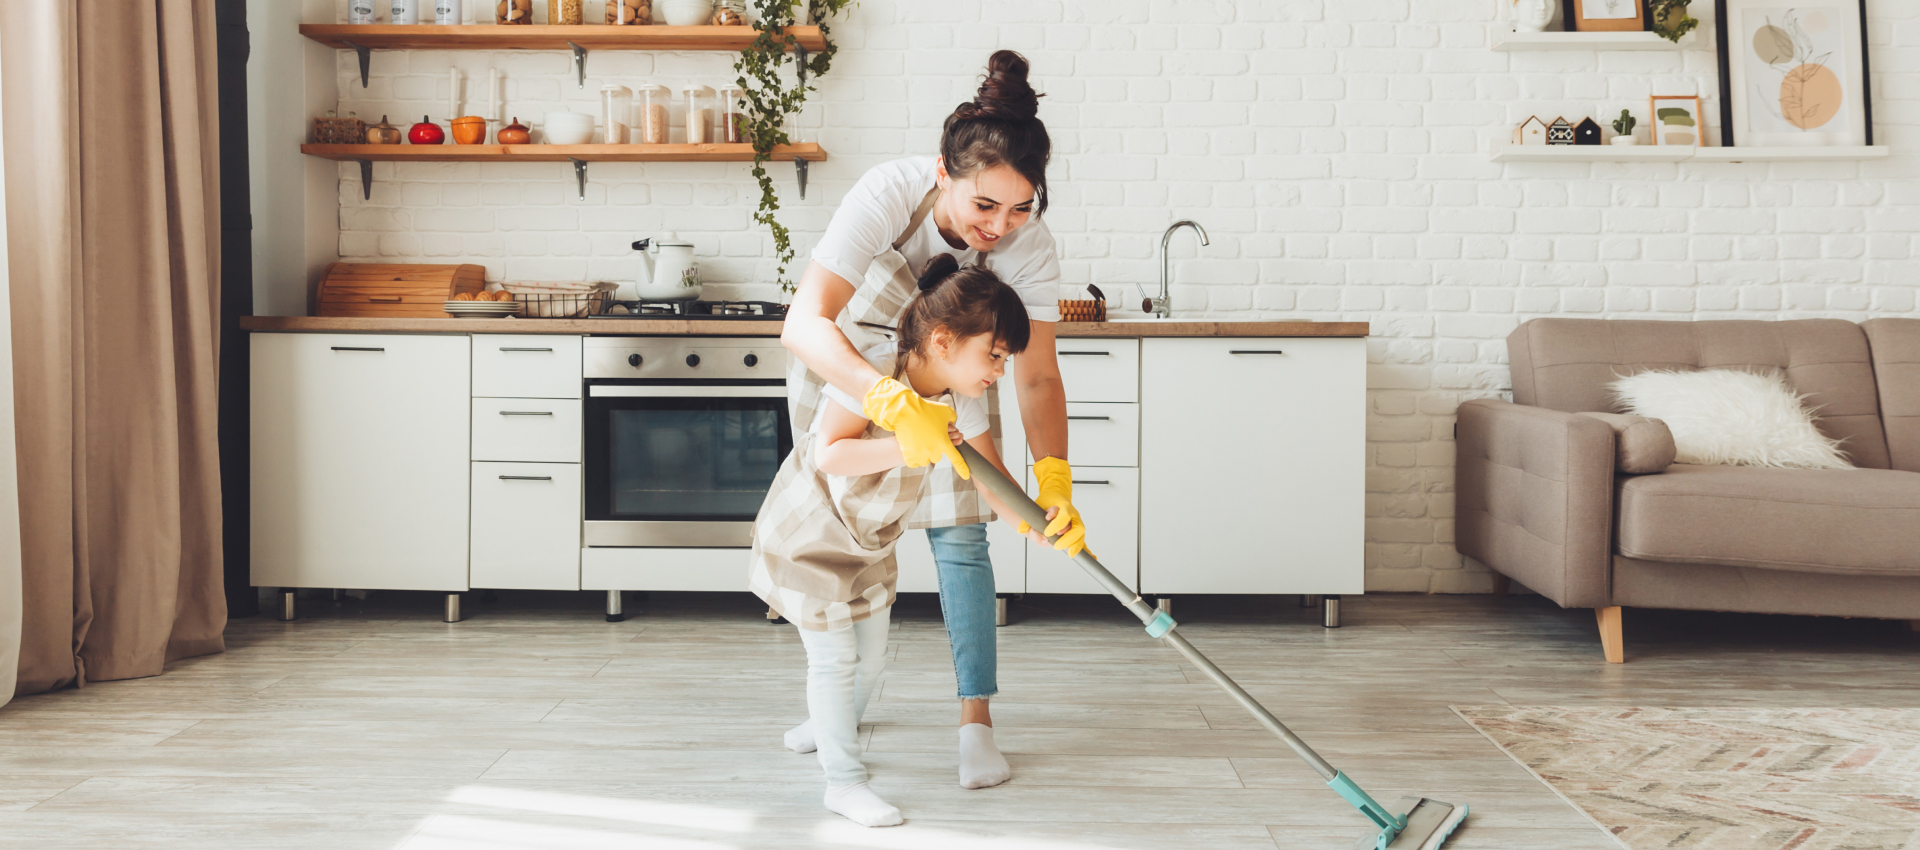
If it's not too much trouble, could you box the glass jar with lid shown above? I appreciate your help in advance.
[710,0,746,25]
[682,84,716,145]
[718,84,748,144]
[547,0,584,23]
[633,84,671,144]
[599,84,631,144]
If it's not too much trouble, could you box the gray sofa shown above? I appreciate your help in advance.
[1455,318,1920,662]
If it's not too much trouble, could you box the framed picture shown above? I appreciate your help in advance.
[1650,95,1705,146]
[1714,0,1873,147]
[1562,0,1649,32]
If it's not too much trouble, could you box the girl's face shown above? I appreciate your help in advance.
[928,330,1012,398]
[935,161,1035,252]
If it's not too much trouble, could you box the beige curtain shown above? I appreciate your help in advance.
[2,1,226,696]
[0,30,21,708]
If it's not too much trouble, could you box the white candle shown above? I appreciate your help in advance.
[489,68,500,125]
[449,68,460,120]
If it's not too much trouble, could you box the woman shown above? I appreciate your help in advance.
[779,49,1089,790]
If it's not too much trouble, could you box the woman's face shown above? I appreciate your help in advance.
[928,330,1011,399]
[936,161,1035,252]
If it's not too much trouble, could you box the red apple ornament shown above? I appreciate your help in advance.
[408,115,445,145]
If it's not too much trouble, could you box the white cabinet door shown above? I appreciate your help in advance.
[1055,339,1140,403]
[1139,338,1365,595]
[472,335,582,399]
[1064,402,1139,467]
[250,334,471,591]
[1025,467,1138,594]
[471,462,581,590]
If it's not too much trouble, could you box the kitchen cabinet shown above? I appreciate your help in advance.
[472,334,582,399]
[250,334,471,599]
[472,398,582,463]
[1025,467,1139,594]
[471,462,582,590]
[1138,338,1366,596]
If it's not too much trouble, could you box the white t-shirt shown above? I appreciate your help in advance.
[811,156,1062,323]
[818,340,990,441]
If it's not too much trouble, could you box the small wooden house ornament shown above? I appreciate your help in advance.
[1574,117,1603,145]
[1515,116,1548,146]
[1547,116,1575,145]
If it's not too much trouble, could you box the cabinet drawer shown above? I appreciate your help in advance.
[1055,339,1139,403]
[473,335,582,399]
[1066,403,1138,467]
[1026,467,1138,594]
[471,462,581,590]
[473,398,582,462]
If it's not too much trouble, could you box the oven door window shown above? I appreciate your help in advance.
[585,396,792,523]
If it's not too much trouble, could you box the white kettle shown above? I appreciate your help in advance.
[626,232,702,301]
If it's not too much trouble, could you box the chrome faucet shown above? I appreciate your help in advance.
[1140,220,1209,319]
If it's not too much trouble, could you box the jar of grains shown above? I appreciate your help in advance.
[607,0,650,24]
[496,0,531,23]
[547,0,583,23]
[710,0,746,25]
[718,84,749,144]
[633,84,671,144]
[682,84,716,144]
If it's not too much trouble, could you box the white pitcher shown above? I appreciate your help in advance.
[627,232,702,301]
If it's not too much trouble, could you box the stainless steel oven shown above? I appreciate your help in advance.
[582,337,791,548]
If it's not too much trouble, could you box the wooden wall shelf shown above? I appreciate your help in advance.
[1489,144,1890,163]
[298,24,825,51]
[1490,30,1695,51]
[303,143,828,200]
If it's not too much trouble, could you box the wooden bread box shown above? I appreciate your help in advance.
[316,263,486,318]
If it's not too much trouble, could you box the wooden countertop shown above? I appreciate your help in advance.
[238,316,1369,338]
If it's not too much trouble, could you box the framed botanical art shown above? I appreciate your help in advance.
[1563,0,1649,32]
[1714,0,1873,147]
[1650,95,1705,146]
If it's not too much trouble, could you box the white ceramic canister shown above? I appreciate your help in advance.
[434,0,463,24]
[349,0,378,23]
[391,0,420,25]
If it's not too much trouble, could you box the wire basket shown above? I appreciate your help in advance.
[504,289,615,318]
[312,115,366,145]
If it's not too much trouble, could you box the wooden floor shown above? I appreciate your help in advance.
[2,590,1917,849]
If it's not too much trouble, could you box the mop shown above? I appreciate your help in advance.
[957,443,1469,850]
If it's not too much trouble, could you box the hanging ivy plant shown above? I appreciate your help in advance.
[736,0,856,294]
[1649,0,1699,43]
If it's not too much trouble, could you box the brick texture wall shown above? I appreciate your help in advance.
[323,0,1920,592]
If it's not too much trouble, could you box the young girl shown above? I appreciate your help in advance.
[749,255,1054,827]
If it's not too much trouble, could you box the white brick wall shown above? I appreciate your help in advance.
[318,0,1920,592]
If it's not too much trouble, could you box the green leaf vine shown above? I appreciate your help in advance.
[735,0,856,294]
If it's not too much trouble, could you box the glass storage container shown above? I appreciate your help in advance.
[634,84,671,144]
[600,84,632,144]
[547,0,583,23]
[682,84,716,144]
[718,84,748,144]
[607,0,651,24]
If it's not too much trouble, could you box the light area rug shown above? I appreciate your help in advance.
[1453,706,1920,850]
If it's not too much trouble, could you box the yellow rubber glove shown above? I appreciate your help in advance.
[1028,456,1089,557]
[863,376,970,479]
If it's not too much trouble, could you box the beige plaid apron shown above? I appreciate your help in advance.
[785,186,1003,530]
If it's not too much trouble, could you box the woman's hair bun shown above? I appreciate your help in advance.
[956,49,1040,123]
[917,254,961,292]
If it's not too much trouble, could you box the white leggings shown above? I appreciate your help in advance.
[795,608,891,786]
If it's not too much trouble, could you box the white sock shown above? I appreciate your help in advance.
[824,782,902,827]
[957,723,1011,789]
[784,720,816,754]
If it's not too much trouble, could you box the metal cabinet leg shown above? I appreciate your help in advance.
[444,593,462,623]
[606,590,625,623]
[1322,595,1341,629]
[995,595,1008,627]
[1156,596,1173,615]
[279,590,297,622]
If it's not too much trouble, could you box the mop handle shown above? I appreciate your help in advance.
[955,443,1342,783]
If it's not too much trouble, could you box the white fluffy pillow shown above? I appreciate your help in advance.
[1610,369,1852,469]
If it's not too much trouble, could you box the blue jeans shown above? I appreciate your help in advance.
[927,523,997,700]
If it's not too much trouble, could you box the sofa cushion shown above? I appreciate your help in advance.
[1862,318,1920,473]
[1575,412,1675,473]
[1616,464,1920,576]
[1508,319,1890,469]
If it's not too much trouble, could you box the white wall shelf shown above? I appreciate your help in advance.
[1490,30,1695,51]
[1490,144,1890,163]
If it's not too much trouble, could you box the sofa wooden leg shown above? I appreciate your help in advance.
[1596,607,1624,663]
[1491,574,1511,598]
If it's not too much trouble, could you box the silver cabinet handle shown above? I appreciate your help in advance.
[498,411,554,416]
[499,475,553,481]
[1067,416,1112,421]
[1059,351,1111,356]
[1071,479,1111,485]
[1229,350,1285,355]
[499,347,553,352]
[330,346,385,352]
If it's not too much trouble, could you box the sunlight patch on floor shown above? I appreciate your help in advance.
[401,814,744,850]
[811,820,1131,850]
[446,785,758,831]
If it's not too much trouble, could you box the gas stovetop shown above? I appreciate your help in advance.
[592,300,787,320]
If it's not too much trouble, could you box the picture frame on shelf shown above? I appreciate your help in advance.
[1650,95,1705,146]
[1562,0,1650,32]
[1713,0,1872,147]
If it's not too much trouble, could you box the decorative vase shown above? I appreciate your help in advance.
[1510,0,1552,32]
[1611,136,1639,146]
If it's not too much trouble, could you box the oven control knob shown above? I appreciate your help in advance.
[685,354,701,367]
[627,353,642,368]
[743,353,759,367]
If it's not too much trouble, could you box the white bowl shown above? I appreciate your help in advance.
[542,111,595,145]
[660,0,714,26]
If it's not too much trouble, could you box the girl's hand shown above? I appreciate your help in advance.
[1021,506,1060,547]
[949,424,964,446]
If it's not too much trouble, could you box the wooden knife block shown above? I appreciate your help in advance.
[315,263,486,318]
